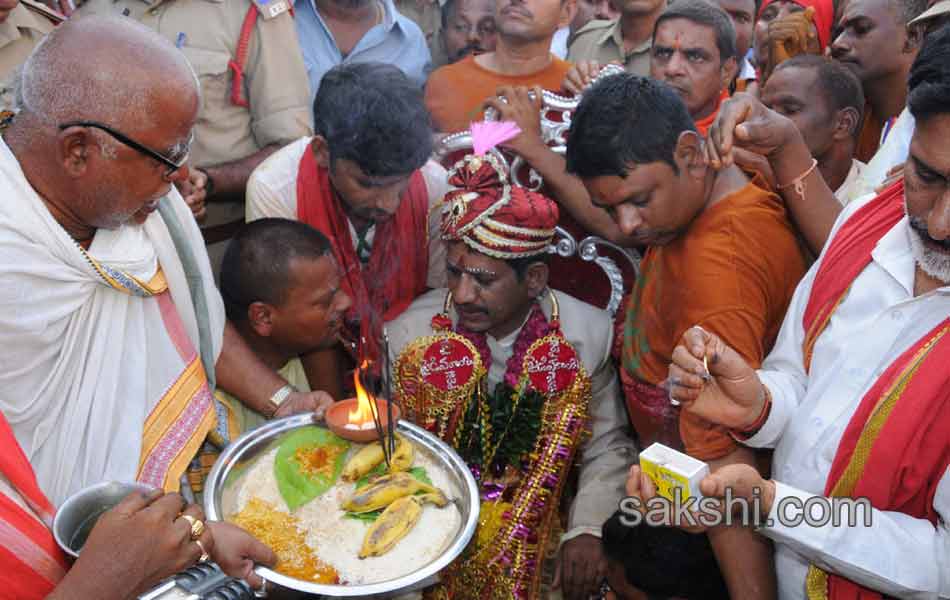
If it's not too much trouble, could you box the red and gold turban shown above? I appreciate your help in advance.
[440,154,559,260]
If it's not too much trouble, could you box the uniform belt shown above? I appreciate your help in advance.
[201,218,245,245]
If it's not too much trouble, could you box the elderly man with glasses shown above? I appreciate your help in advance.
[0,15,333,509]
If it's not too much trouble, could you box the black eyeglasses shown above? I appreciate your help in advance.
[58,120,190,177]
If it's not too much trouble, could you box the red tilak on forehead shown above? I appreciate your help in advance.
[673,33,682,50]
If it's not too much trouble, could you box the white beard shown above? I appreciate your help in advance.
[908,223,950,284]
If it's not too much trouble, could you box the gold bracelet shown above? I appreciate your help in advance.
[776,157,818,198]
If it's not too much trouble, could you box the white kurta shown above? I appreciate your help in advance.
[747,196,950,599]
[0,138,225,506]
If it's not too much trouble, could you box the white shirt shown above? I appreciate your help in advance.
[856,107,916,198]
[551,26,569,59]
[738,55,757,82]
[746,197,950,599]
[833,159,867,206]
[245,136,450,289]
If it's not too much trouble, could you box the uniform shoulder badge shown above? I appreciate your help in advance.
[20,0,67,24]
[250,0,290,20]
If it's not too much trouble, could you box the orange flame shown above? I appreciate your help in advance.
[349,362,377,424]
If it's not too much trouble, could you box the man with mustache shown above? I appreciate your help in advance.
[654,23,950,600]
[246,62,450,397]
[431,0,497,67]
[564,0,740,135]
[387,153,635,600]
[650,0,738,136]
[0,16,332,508]
[218,219,352,433]
[424,0,577,133]
[567,73,807,600]
[831,0,927,162]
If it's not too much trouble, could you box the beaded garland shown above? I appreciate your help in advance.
[394,291,592,600]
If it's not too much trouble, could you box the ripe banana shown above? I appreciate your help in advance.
[340,434,414,481]
[389,435,414,472]
[341,442,385,482]
[359,495,423,558]
[358,492,449,558]
[342,472,446,513]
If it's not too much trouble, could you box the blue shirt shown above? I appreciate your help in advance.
[295,0,431,97]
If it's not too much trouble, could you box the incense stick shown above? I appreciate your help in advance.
[383,330,395,459]
[363,367,391,467]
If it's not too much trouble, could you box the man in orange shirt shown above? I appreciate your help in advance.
[567,73,806,600]
[425,0,575,132]
[426,0,640,309]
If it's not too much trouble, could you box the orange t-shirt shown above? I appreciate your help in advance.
[424,54,573,133]
[621,177,806,460]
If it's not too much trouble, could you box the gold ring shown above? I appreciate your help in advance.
[180,514,205,539]
[195,539,209,563]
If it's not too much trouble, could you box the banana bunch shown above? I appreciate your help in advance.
[341,434,414,482]
[359,493,448,558]
[343,472,448,513]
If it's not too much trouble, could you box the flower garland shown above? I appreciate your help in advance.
[453,303,551,472]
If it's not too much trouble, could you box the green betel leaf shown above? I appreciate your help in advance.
[274,427,350,510]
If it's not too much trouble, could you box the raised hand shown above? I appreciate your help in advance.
[668,326,767,431]
[705,92,799,170]
[562,60,605,96]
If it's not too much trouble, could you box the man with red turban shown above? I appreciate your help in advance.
[387,153,636,600]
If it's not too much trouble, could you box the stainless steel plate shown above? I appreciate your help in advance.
[203,415,479,598]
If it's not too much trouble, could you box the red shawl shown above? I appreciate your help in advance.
[801,179,950,600]
[0,413,68,598]
[296,145,430,359]
[695,89,730,137]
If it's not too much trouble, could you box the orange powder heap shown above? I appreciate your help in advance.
[231,498,339,584]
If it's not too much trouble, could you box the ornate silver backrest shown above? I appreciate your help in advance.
[433,64,639,315]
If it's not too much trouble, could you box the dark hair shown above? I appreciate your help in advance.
[312,62,433,177]
[566,74,697,178]
[220,219,334,323]
[891,0,928,24]
[602,511,729,599]
[775,55,865,128]
[908,23,950,122]
[508,252,550,280]
[654,0,738,61]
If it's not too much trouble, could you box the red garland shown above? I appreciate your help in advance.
[437,303,552,391]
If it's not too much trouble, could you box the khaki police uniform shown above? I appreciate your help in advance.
[78,0,313,273]
[0,0,63,111]
[567,18,653,77]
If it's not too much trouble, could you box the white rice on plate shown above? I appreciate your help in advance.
[228,442,462,585]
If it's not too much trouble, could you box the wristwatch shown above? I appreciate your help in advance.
[266,384,295,418]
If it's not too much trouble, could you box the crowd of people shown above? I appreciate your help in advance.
[0,0,947,596]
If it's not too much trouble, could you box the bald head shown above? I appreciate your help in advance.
[4,15,200,238]
[17,15,198,131]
